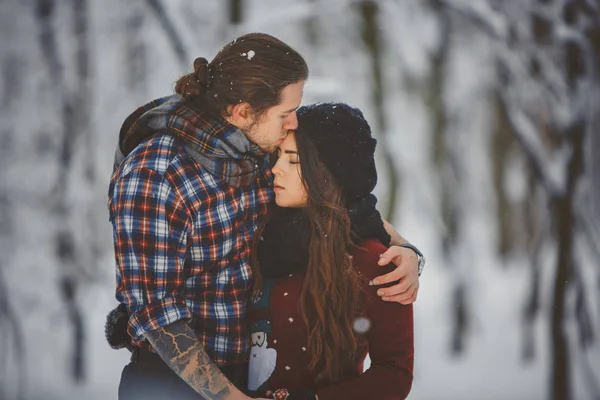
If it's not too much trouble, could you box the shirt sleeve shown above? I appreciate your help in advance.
[109,167,193,342]
[315,240,414,400]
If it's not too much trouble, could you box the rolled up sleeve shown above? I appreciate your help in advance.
[109,167,193,342]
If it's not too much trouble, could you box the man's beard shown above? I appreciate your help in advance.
[242,125,279,154]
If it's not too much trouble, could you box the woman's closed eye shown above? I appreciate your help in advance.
[278,150,299,165]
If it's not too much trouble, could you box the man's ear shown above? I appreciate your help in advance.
[226,102,254,128]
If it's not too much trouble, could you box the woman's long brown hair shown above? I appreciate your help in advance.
[251,132,363,383]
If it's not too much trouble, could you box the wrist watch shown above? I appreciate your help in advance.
[399,243,426,276]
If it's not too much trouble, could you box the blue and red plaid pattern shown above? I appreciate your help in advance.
[109,100,273,366]
[117,95,265,188]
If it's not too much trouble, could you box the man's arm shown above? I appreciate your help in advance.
[382,218,408,246]
[374,219,420,305]
[143,320,250,400]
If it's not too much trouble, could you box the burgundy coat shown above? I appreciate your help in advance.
[247,238,414,399]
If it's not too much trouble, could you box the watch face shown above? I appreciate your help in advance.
[417,255,426,275]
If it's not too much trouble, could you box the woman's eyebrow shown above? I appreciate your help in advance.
[283,150,298,154]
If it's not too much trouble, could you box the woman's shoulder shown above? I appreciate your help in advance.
[351,238,389,262]
[351,238,394,282]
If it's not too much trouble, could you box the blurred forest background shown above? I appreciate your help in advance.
[0,0,599,399]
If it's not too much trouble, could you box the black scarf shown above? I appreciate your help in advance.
[258,194,391,279]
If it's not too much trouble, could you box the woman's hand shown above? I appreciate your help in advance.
[240,395,269,400]
[371,246,419,304]
[264,388,317,399]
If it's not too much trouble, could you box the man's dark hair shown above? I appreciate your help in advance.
[175,33,309,118]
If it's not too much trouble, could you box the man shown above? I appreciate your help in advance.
[108,33,424,400]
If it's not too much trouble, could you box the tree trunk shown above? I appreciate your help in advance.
[359,0,399,222]
[229,0,243,24]
[550,122,585,400]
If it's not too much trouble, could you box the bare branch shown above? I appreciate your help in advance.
[497,91,567,197]
[146,0,188,68]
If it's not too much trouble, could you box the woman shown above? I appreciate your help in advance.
[246,103,414,400]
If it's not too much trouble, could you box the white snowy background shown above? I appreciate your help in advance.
[0,0,599,399]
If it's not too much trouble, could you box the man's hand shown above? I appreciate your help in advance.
[370,246,419,305]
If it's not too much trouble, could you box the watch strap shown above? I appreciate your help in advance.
[399,243,425,276]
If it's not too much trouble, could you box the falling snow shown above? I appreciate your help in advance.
[1,1,597,400]
[353,317,371,334]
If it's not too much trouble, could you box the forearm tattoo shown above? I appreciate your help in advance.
[144,320,234,399]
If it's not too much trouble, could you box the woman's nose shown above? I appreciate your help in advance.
[271,160,282,175]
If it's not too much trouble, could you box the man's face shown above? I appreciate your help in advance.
[243,80,304,153]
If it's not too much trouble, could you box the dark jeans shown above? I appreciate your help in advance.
[118,347,249,400]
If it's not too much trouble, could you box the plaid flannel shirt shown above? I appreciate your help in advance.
[109,96,273,366]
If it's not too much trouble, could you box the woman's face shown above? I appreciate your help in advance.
[271,133,308,208]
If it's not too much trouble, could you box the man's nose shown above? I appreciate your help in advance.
[283,112,298,130]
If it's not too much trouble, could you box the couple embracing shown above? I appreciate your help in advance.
[106,33,423,400]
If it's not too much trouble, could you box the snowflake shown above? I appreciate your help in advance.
[353,317,371,334]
